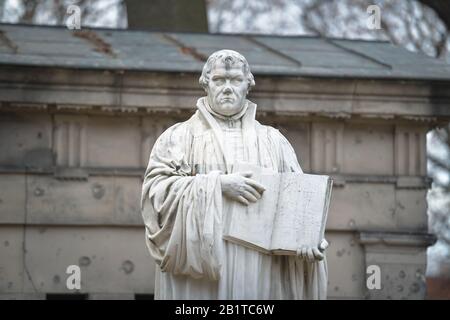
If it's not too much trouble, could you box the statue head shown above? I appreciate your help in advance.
[199,49,255,117]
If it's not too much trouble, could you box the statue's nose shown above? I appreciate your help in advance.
[223,85,232,93]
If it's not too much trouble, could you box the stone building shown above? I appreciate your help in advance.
[0,23,449,300]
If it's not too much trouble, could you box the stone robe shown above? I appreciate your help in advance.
[141,97,328,299]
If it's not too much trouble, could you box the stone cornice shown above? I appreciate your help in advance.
[0,166,431,188]
[0,66,449,123]
[358,231,436,247]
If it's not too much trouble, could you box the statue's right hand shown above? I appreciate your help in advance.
[220,171,266,206]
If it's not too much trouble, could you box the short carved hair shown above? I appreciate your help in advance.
[199,49,255,90]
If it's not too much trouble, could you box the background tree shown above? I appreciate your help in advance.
[0,0,127,28]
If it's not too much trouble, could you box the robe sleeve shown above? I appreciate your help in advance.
[141,122,223,281]
[272,128,328,300]
[276,130,303,173]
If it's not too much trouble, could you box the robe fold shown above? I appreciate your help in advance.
[141,97,328,299]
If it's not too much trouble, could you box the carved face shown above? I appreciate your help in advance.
[206,61,249,117]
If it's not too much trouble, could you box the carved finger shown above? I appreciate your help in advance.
[243,185,261,199]
[319,239,329,252]
[301,247,307,260]
[307,248,315,262]
[237,196,249,206]
[244,178,266,194]
[242,191,258,203]
[312,247,324,261]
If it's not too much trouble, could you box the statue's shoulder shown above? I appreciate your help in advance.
[185,110,212,134]
[255,121,282,137]
[156,119,191,144]
[256,121,294,149]
[156,111,204,143]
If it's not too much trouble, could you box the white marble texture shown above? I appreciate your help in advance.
[141,50,328,299]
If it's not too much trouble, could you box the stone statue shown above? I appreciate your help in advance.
[141,49,329,299]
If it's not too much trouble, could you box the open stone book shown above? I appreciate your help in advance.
[222,163,333,255]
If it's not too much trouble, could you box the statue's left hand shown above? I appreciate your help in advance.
[297,239,329,262]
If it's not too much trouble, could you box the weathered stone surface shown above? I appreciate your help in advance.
[395,190,428,231]
[325,231,366,299]
[359,232,431,300]
[327,184,429,232]
[0,113,52,168]
[25,175,142,225]
[0,227,24,293]
[343,123,394,175]
[328,183,397,231]
[0,174,26,224]
[85,116,141,168]
[395,125,427,176]
[311,122,344,174]
[21,226,154,294]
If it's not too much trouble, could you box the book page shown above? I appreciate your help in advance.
[222,165,331,255]
[222,163,278,252]
[271,174,329,251]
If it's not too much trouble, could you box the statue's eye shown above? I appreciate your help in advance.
[212,77,224,85]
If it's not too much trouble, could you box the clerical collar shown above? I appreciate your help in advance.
[203,98,249,122]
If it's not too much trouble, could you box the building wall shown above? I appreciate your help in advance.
[1,67,445,299]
